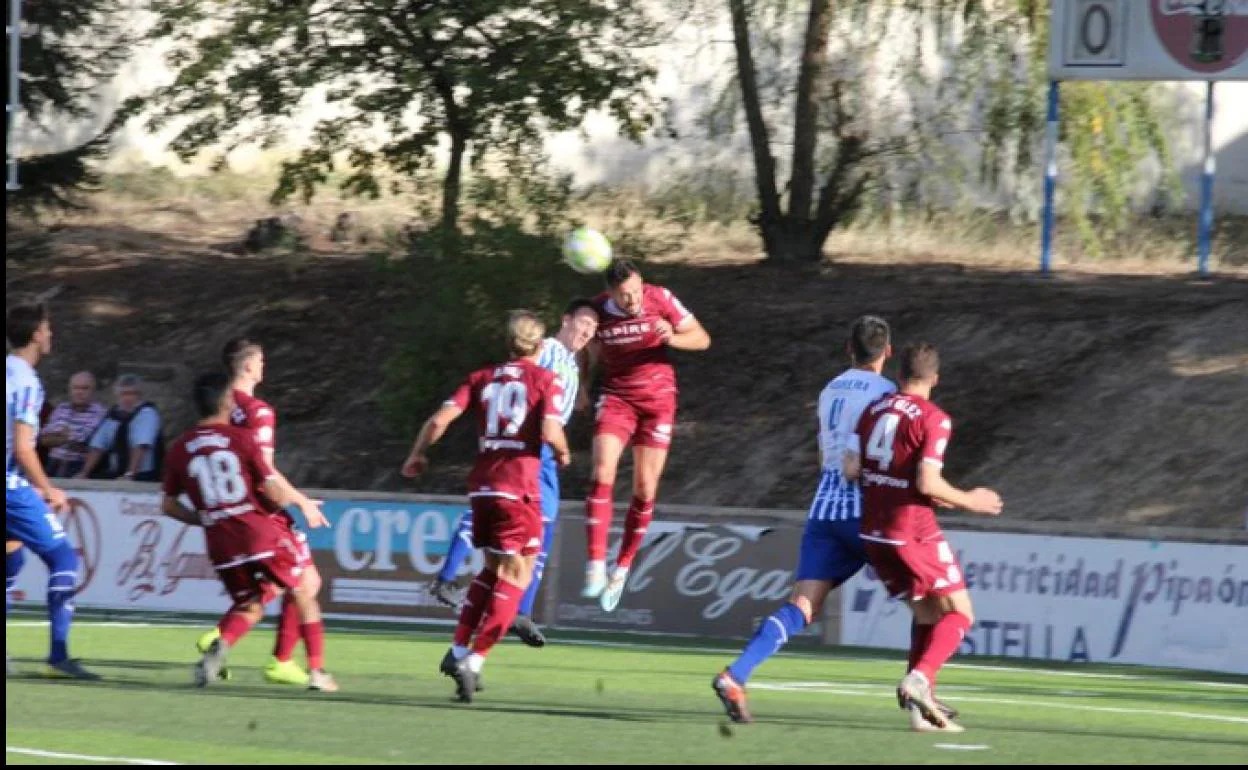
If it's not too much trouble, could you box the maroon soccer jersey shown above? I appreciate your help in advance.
[162,423,283,566]
[854,392,953,541]
[231,389,277,453]
[446,358,565,501]
[591,284,693,402]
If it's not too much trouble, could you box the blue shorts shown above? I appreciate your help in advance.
[538,444,560,522]
[794,518,867,586]
[5,485,67,557]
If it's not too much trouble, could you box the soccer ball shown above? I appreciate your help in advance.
[562,227,613,274]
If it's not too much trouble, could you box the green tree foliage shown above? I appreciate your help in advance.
[6,0,131,210]
[378,159,604,435]
[140,0,660,231]
[722,0,1179,261]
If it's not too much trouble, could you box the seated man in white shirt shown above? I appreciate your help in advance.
[77,374,164,482]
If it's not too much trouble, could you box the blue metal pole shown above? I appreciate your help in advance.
[6,0,21,191]
[1197,81,1215,278]
[1040,80,1060,276]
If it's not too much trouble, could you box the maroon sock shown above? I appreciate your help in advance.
[585,482,615,562]
[218,610,257,647]
[915,613,971,684]
[469,578,526,657]
[300,621,325,671]
[615,497,655,569]
[273,595,300,662]
[453,570,498,647]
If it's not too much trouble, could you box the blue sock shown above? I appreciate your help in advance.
[42,542,78,664]
[518,521,556,617]
[726,602,808,685]
[437,512,474,583]
[7,547,26,618]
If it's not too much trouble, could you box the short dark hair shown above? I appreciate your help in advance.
[899,342,940,383]
[849,315,890,363]
[192,372,233,419]
[6,302,48,349]
[222,337,263,376]
[604,259,640,288]
[562,297,597,318]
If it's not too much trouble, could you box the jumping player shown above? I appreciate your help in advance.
[582,260,710,612]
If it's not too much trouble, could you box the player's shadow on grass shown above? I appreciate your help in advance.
[5,664,945,735]
[14,672,1247,747]
[32,656,194,673]
[10,669,668,725]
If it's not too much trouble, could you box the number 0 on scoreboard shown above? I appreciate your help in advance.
[1064,0,1128,67]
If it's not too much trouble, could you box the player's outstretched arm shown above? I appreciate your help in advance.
[263,474,328,528]
[916,463,1002,516]
[260,448,312,511]
[666,317,711,351]
[401,403,464,477]
[160,495,201,526]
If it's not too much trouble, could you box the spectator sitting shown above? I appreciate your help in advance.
[40,371,108,478]
[77,374,164,482]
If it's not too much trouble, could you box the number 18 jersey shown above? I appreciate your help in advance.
[446,358,565,502]
[162,423,281,564]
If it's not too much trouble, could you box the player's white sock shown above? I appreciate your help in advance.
[465,653,485,674]
[451,644,469,661]
[587,560,606,578]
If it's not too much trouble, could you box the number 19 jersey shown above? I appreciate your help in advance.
[446,358,565,502]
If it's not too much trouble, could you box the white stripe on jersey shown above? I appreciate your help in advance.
[817,369,896,474]
[808,368,895,522]
[807,469,863,522]
[537,337,579,426]
[6,354,44,489]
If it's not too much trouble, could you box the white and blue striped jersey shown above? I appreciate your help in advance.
[6,354,45,490]
[808,368,895,522]
[536,337,579,427]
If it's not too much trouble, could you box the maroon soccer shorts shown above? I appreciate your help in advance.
[594,393,677,450]
[272,514,313,568]
[470,495,543,556]
[865,532,966,601]
[215,541,303,607]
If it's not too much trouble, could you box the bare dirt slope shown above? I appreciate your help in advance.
[7,218,1246,528]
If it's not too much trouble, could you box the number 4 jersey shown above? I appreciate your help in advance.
[446,358,566,503]
[162,423,283,564]
[853,392,953,542]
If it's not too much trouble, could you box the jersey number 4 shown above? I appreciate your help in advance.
[865,413,900,471]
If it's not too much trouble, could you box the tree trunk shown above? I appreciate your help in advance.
[812,136,869,251]
[789,0,834,222]
[429,62,468,234]
[442,128,467,233]
[759,216,825,263]
[728,0,783,233]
